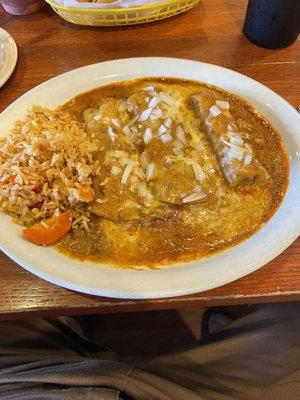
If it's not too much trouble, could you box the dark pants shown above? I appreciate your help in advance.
[0,303,299,399]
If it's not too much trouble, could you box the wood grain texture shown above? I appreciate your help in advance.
[0,0,299,319]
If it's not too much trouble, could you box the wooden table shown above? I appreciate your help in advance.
[0,0,299,319]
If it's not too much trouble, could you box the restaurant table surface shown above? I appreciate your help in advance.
[0,0,299,319]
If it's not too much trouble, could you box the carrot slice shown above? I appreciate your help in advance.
[78,186,94,202]
[22,212,73,246]
[33,185,42,194]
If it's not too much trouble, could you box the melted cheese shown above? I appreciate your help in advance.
[58,78,288,267]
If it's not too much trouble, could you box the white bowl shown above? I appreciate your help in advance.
[0,57,299,299]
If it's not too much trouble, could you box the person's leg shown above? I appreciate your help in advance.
[0,318,132,399]
[124,302,299,400]
[1,303,299,400]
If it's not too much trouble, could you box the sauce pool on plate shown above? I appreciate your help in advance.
[53,78,288,267]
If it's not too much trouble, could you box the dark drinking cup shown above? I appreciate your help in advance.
[243,0,300,49]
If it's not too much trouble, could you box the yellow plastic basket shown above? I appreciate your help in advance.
[45,0,200,26]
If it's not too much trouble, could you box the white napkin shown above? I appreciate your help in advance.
[54,0,165,8]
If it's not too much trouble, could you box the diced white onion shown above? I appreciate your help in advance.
[230,136,244,146]
[93,114,101,121]
[220,137,235,147]
[151,108,162,116]
[100,177,110,186]
[127,102,134,112]
[164,117,172,128]
[111,118,121,129]
[107,126,116,142]
[182,192,207,203]
[227,146,244,161]
[143,128,153,145]
[193,185,202,192]
[104,156,113,166]
[139,108,152,122]
[176,125,186,144]
[121,162,133,184]
[215,100,230,110]
[144,85,155,92]
[244,154,253,165]
[173,147,183,156]
[193,162,205,182]
[146,162,155,181]
[160,133,172,143]
[159,91,174,106]
[205,118,213,131]
[140,151,149,170]
[111,165,121,175]
[148,96,160,108]
[173,139,184,149]
[143,191,154,207]
[137,182,147,197]
[186,158,206,182]
[158,125,167,136]
[209,105,221,117]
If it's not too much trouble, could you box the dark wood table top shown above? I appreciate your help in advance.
[0,0,299,319]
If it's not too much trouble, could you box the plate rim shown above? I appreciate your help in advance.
[0,28,18,89]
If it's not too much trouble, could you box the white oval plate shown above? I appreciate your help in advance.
[0,28,17,88]
[0,57,299,299]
